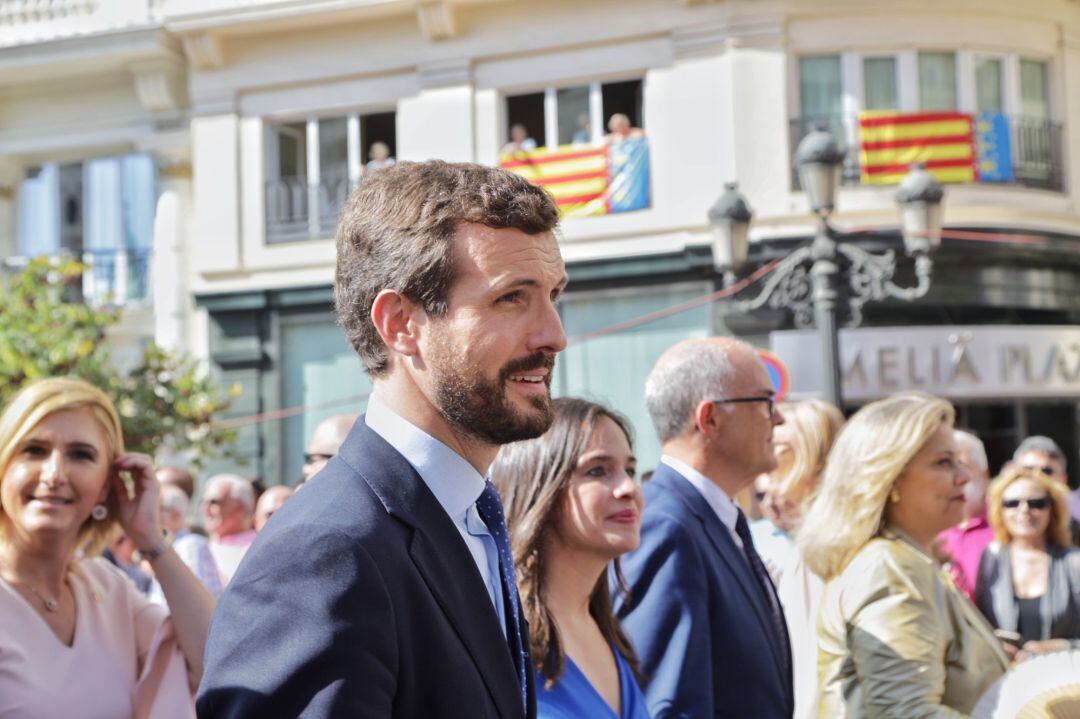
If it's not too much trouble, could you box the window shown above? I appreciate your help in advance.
[504,78,643,151]
[975,57,1004,113]
[1020,59,1049,120]
[1015,59,1055,187]
[918,52,957,110]
[863,57,898,111]
[265,110,396,243]
[15,153,155,306]
[798,55,843,122]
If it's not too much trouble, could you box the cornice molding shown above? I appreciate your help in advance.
[181,32,225,70]
[418,58,471,88]
[416,0,457,41]
[672,16,784,58]
[130,57,188,112]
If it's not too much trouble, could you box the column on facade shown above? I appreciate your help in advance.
[1062,28,1080,209]
[397,59,475,162]
[151,151,193,352]
[0,158,17,261]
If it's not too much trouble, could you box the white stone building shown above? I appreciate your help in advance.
[3,0,1080,482]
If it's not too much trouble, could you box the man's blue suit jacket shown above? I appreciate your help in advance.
[614,464,793,719]
[196,418,534,719]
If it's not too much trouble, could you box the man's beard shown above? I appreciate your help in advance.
[433,351,557,445]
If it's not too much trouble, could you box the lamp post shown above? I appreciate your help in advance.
[709,129,945,407]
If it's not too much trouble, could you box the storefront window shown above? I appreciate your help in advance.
[555,284,712,472]
[279,315,371,485]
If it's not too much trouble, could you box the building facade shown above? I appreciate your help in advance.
[3,0,1079,482]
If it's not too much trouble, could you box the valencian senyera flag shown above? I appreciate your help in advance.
[858,111,976,185]
[499,138,650,217]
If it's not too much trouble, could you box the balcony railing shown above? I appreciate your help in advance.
[1,248,152,308]
[789,114,1064,192]
[0,0,157,46]
[265,170,357,244]
[82,248,152,308]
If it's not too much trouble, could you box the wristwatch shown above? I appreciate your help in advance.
[137,539,168,563]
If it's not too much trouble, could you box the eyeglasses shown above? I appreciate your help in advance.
[1002,497,1051,510]
[304,452,333,465]
[1021,464,1057,477]
[711,396,776,415]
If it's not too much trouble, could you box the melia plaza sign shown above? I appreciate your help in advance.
[770,326,1080,401]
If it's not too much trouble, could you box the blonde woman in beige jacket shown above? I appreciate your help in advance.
[799,393,1008,718]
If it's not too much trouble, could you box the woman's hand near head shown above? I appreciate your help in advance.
[112,453,163,551]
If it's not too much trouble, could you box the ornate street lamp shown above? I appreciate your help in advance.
[897,163,945,255]
[708,182,753,272]
[709,130,946,407]
[794,126,846,217]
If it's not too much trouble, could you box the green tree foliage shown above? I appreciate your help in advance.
[0,256,241,467]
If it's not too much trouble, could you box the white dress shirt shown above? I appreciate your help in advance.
[365,397,506,634]
[660,454,743,550]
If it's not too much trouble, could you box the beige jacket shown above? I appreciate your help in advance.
[817,528,1009,718]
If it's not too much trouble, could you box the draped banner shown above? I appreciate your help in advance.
[974,112,1014,183]
[858,111,976,185]
[499,138,650,217]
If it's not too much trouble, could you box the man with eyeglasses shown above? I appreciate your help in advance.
[616,337,794,719]
[297,413,359,486]
[1012,435,1080,546]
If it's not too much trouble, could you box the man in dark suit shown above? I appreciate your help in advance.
[615,337,794,718]
[196,160,568,718]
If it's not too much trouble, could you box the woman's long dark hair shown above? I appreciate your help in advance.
[490,397,641,687]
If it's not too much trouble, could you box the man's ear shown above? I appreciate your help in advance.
[370,289,423,359]
[691,399,723,435]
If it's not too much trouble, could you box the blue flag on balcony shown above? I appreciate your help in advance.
[607,137,650,213]
[975,112,1013,183]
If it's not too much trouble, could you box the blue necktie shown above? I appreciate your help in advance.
[475,479,528,708]
[734,509,793,690]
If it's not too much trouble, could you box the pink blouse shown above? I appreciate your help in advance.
[0,557,194,719]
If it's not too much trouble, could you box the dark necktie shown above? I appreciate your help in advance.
[734,509,793,690]
[475,480,528,709]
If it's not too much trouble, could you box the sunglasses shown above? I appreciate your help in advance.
[1002,497,1051,510]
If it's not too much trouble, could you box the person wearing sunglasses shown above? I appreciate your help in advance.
[974,465,1080,655]
[1012,435,1080,546]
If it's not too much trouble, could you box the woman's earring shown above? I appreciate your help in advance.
[889,489,901,504]
[91,504,108,521]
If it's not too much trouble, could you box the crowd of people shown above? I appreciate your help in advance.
[501,113,646,155]
[1,159,1078,718]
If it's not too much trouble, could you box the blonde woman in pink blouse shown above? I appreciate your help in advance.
[0,378,214,718]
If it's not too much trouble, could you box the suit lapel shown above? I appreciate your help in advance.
[341,420,524,719]
[655,467,789,686]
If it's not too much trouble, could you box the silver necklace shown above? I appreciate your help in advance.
[26,584,60,612]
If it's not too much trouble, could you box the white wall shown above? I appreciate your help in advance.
[177,0,1080,297]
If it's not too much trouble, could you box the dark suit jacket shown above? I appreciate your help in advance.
[974,543,1080,641]
[614,464,793,719]
[196,418,534,718]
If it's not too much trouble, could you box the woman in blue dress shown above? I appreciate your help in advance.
[491,398,651,719]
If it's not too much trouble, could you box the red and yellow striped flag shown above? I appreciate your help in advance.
[499,145,610,217]
[859,111,976,185]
